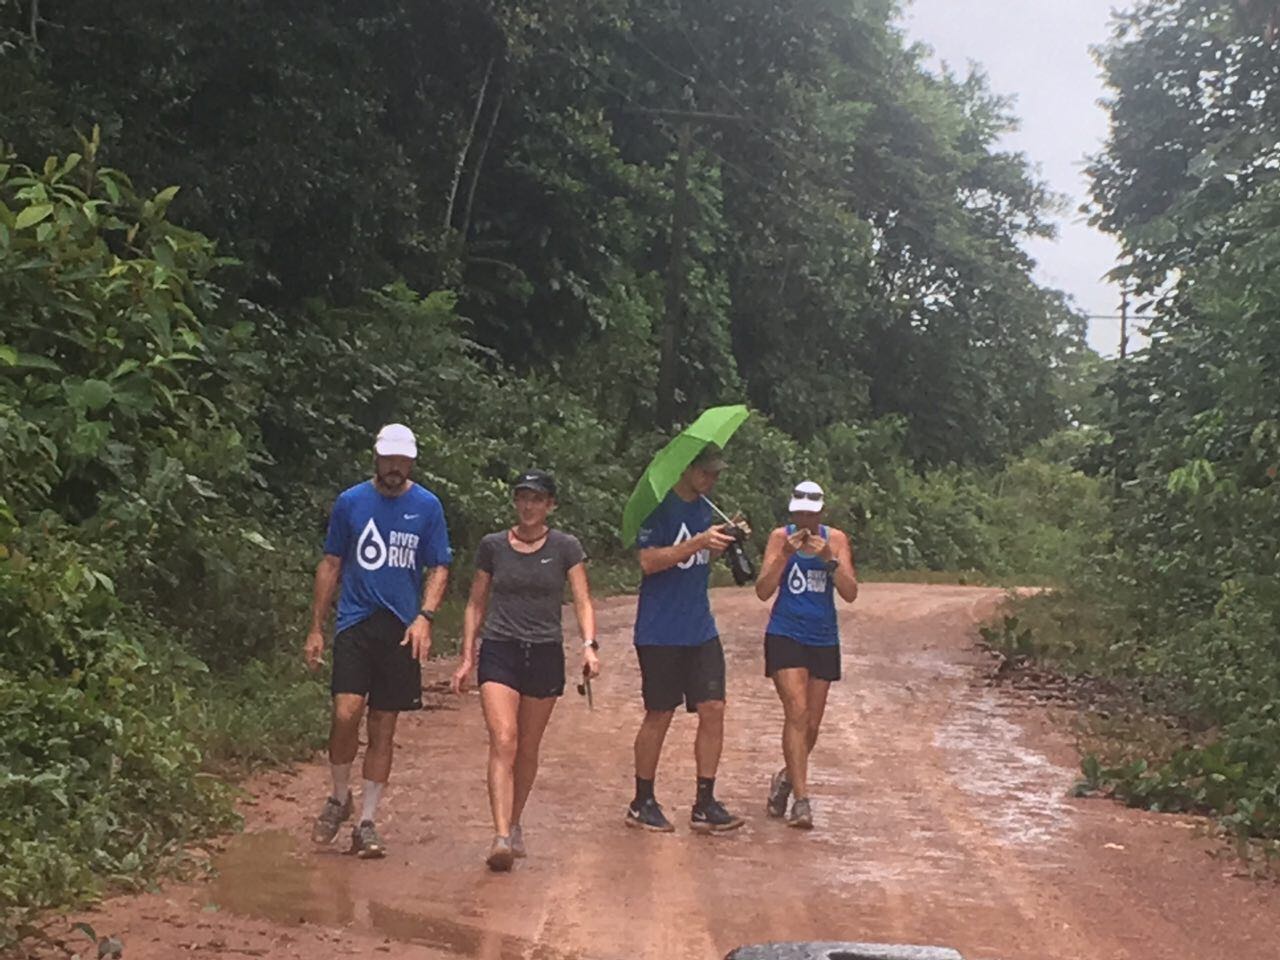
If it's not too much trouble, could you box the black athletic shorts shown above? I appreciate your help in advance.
[636,637,726,713]
[331,608,423,711]
[478,639,566,699]
[764,633,842,682]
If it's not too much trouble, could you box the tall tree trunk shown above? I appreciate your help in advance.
[656,122,694,429]
[460,86,504,243]
[443,57,494,233]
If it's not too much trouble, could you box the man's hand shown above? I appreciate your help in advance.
[304,629,325,671]
[451,657,474,695]
[699,526,737,552]
[401,615,432,661]
[730,512,752,539]
[784,528,808,555]
[583,647,602,680]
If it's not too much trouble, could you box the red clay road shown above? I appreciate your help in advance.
[35,584,1280,960]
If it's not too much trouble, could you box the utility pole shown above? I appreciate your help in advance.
[1119,285,1129,361]
[1113,283,1130,499]
[656,120,694,430]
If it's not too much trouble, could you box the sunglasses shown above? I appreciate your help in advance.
[791,490,823,501]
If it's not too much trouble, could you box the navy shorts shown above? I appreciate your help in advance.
[636,637,726,713]
[764,634,841,682]
[478,639,566,698]
[331,609,423,711]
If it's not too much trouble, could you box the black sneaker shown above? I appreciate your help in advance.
[350,819,386,859]
[691,798,745,834]
[765,768,791,818]
[787,797,814,830]
[311,793,353,844]
[625,797,676,832]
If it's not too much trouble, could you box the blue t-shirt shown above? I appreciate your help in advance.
[633,491,718,647]
[323,481,452,633]
[765,525,840,647]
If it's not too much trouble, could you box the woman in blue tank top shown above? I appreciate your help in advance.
[754,480,858,829]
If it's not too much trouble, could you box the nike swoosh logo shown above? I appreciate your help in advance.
[403,514,420,520]
[540,558,554,564]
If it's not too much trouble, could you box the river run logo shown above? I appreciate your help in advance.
[355,518,419,572]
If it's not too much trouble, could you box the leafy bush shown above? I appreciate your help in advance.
[0,144,294,941]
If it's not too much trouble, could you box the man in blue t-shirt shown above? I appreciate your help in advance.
[625,444,747,834]
[304,423,451,858]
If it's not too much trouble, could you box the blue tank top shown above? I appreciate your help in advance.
[765,525,839,647]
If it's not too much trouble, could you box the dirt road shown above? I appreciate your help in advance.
[49,584,1280,960]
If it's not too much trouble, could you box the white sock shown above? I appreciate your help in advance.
[330,762,352,802]
[361,780,384,823]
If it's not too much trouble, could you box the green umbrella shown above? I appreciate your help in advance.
[620,404,750,546]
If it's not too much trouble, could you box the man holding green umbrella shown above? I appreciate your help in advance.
[622,405,750,834]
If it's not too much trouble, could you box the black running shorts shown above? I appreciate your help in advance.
[764,633,842,682]
[477,639,566,699]
[636,637,726,713]
[331,608,423,711]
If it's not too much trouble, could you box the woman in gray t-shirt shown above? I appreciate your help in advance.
[451,469,600,872]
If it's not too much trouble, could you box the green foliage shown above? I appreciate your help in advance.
[0,147,312,942]
[1042,0,1280,843]
[1,0,1087,463]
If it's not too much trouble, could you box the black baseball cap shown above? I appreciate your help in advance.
[513,469,557,496]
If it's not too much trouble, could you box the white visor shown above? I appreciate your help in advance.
[374,422,418,459]
[788,480,825,513]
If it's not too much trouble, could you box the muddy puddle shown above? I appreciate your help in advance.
[208,831,580,960]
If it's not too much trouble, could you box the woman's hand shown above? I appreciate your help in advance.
[451,656,474,695]
[583,647,601,680]
[784,528,808,555]
[806,532,834,562]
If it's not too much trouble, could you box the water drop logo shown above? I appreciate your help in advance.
[676,522,697,569]
[788,563,808,595]
[356,518,388,571]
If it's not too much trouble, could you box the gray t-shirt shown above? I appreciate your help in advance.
[476,529,586,645]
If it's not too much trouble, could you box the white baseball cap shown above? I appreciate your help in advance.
[374,423,417,459]
[788,480,825,513]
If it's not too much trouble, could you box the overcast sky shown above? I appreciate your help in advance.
[900,0,1129,355]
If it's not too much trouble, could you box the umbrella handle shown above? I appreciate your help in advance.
[700,495,736,525]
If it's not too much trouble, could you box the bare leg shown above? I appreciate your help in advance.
[805,678,832,756]
[772,668,811,799]
[511,696,558,826]
[328,693,366,765]
[363,709,399,783]
[634,709,675,780]
[694,699,726,779]
[481,682,521,836]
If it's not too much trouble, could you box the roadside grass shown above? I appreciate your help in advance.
[983,590,1280,875]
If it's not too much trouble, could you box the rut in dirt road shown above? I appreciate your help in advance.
[53,584,1280,960]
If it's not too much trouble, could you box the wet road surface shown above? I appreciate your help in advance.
[45,585,1280,960]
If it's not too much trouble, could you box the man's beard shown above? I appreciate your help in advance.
[377,470,407,490]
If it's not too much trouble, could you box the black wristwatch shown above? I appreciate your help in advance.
[584,639,600,651]
[824,559,839,573]
[417,608,435,623]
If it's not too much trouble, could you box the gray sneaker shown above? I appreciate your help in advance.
[350,819,386,858]
[766,768,791,818]
[510,824,527,859]
[787,797,814,830]
[486,835,515,872]
[311,793,353,844]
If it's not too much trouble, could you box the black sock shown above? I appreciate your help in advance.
[696,777,715,805]
[634,777,655,805]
